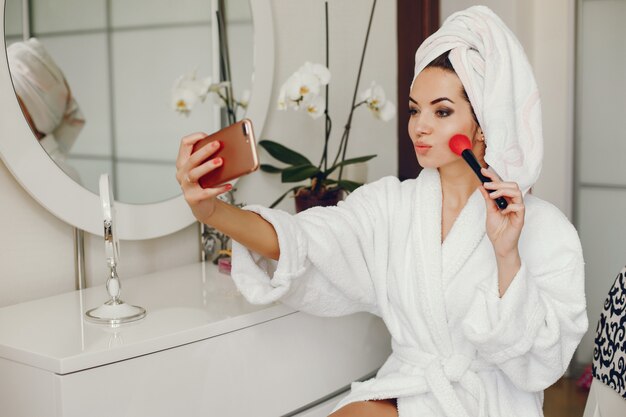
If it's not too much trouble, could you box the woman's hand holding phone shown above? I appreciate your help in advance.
[176,124,279,261]
[176,132,232,224]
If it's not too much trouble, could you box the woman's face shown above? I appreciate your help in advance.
[408,67,483,169]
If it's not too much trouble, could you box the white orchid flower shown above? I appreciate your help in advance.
[235,90,251,120]
[207,81,234,108]
[287,71,321,107]
[277,62,331,111]
[306,95,325,119]
[378,101,396,121]
[300,62,331,85]
[360,81,386,107]
[209,81,230,94]
[172,88,199,115]
[281,73,302,108]
[239,89,251,109]
[359,81,396,121]
[277,84,288,110]
[172,70,213,115]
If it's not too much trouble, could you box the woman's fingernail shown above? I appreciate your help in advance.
[213,157,222,165]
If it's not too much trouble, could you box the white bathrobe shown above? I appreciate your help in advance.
[231,168,588,417]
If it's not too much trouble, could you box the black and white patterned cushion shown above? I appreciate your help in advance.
[592,265,626,399]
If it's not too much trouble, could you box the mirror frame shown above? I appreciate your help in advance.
[0,0,274,240]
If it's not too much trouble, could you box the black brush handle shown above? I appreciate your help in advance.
[461,150,508,210]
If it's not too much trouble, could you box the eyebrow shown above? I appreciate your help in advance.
[408,96,455,105]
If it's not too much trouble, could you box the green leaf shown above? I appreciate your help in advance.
[339,180,363,192]
[326,179,363,193]
[260,164,284,173]
[324,154,377,176]
[281,164,320,183]
[259,140,312,166]
[269,186,301,208]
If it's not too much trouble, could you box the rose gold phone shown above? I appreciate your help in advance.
[192,119,259,188]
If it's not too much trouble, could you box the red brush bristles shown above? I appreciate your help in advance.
[448,134,472,156]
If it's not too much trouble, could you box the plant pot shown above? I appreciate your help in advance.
[294,187,343,213]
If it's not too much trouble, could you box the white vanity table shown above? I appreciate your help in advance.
[0,262,391,417]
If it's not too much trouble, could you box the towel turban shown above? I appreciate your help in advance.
[7,37,85,154]
[412,6,543,194]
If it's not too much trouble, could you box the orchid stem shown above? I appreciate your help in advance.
[318,0,331,176]
[337,0,377,183]
[318,114,332,170]
[216,91,236,123]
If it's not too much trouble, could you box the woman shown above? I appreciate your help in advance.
[176,6,587,417]
[7,37,85,183]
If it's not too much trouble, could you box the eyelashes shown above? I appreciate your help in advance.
[408,107,454,118]
[436,108,453,117]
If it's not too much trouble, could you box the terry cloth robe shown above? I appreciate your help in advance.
[231,168,588,417]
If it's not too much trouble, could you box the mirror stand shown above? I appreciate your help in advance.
[73,228,86,291]
[85,174,146,326]
[85,264,146,326]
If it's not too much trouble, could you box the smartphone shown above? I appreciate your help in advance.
[191,119,259,188]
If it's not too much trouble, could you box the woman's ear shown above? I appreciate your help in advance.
[472,129,487,165]
[477,128,485,142]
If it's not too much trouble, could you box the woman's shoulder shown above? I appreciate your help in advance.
[523,194,573,230]
[336,176,411,216]
[521,193,583,267]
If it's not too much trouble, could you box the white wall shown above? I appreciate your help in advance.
[0,0,398,307]
[574,0,626,368]
[525,0,575,221]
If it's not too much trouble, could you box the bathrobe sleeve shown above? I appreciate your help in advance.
[462,197,588,392]
[231,177,399,317]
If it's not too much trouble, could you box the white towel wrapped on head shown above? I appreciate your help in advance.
[7,37,85,154]
[413,5,543,194]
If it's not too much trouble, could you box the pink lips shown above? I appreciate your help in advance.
[414,143,431,155]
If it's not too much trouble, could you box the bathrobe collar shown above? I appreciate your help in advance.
[413,168,486,355]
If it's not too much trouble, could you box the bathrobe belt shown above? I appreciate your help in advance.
[392,342,494,417]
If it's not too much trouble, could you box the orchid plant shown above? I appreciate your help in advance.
[172,69,249,121]
[258,0,394,208]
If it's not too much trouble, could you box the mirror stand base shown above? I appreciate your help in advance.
[85,300,147,326]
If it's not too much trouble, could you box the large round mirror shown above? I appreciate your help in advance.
[0,0,274,238]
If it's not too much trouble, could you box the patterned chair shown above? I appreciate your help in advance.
[583,265,626,416]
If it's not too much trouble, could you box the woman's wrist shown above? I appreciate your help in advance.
[496,249,521,297]
[493,243,520,260]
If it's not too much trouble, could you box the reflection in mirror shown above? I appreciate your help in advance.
[8,38,86,184]
[5,0,254,204]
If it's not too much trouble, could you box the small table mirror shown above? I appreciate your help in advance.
[85,173,146,325]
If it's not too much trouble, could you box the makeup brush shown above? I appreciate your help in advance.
[448,134,508,210]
